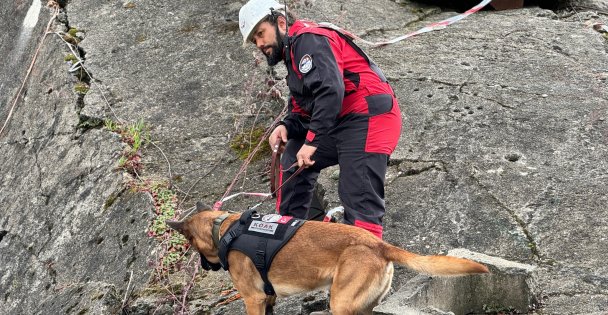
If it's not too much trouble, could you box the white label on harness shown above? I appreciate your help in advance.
[261,214,282,223]
[249,221,278,235]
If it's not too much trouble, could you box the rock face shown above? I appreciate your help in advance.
[1,1,607,315]
[570,0,608,11]
[375,249,538,314]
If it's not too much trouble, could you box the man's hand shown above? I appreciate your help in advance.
[269,125,288,153]
[296,144,317,168]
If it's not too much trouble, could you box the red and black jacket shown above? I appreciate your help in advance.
[280,20,394,148]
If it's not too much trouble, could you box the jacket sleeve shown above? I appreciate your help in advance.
[279,110,307,140]
[292,33,344,147]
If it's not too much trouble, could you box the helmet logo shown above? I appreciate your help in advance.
[240,20,246,31]
[299,54,313,74]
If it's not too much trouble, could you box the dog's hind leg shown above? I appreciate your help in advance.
[362,262,393,315]
[329,246,391,315]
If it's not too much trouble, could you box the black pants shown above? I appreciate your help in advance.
[276,114,388,238]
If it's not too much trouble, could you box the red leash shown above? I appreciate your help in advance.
[269,139,282,198]
[214,139,304,211]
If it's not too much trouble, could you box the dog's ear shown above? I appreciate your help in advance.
[166,220,185,235]
[196,201,212,212]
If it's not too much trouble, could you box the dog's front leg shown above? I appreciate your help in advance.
[228,253,269,315]
[241,294,267,315]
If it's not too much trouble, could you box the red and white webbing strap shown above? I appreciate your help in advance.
[320,0,493,47]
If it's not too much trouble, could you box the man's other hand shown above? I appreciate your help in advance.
[296,144,317,168]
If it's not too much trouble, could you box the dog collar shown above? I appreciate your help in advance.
[199,253,222,271]
[199,212,232,272]
[212,213,232,249]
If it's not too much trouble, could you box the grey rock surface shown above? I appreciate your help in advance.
[375,249,538,314]
[570,0,608,11]
[1,2,155,314]
[1,0,607,314]
[380,6,608,312]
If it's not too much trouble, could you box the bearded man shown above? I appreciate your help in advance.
[239,0,402,239]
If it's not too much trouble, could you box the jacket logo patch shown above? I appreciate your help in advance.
[249,221,278,235]
[299,54,313,74]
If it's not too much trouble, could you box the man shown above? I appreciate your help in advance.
[239,0,401,239]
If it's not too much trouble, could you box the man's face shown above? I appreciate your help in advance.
[251,20,285,66]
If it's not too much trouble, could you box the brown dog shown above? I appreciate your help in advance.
[167,207,489,315]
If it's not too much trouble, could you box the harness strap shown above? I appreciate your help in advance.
[254,238,275,295]
[218,209,256,270]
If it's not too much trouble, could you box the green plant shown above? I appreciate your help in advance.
[104,118,119,132]
[135,181,190,275]
[68,27,79,37]
[74,82,89,95]
[126,119,148,154]
[62,34,79,45]
[147,186,178,237]
[64,53,78,63]
[62,27,82,45]
[230,126,271,161]
[104,121,189,278]
[108,119,149,175]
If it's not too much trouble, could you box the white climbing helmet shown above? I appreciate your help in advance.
[239,0,286,46]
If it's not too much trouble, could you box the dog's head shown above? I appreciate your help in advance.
[166,202,227,269]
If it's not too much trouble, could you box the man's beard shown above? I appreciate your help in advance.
[264,32,285,66]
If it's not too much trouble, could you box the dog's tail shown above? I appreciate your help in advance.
[382,244,489,276]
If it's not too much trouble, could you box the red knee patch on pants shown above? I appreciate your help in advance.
[355,220,383,239]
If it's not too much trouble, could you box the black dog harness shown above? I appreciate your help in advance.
[201,210,305,296]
